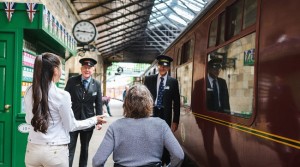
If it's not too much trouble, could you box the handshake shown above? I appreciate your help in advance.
[95,115,107,130]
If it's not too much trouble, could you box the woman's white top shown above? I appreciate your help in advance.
[24,82,97,145]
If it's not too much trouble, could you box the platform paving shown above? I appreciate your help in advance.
[72,99,124,167]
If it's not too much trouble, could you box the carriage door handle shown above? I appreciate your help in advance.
[4,104,11,112]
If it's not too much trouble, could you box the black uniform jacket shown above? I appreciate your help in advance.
[65,75,102,131]
[144,74,180,126]
[206,77,230,112]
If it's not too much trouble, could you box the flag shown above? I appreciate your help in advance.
[49,13,53,32]
[26,3,38,22]
[4,2,16,22]
[43,6,48,28]
[52,15,56,35]
[62,27,65,43]
[56,20,59,36]
[59,24,63,40]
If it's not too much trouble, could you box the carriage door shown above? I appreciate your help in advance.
[0,32,14,167]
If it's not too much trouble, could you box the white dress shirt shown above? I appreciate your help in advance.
[24,82,97,145]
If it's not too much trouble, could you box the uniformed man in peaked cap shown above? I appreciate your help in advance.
[207,58,230,112]
[144,54,180,165]
[65,57,102,167]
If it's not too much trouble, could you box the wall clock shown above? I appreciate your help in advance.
[72,20,97,44]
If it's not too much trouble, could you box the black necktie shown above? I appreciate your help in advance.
[83,80,88,90]
[156,77,164,108]
[213,79,219,110]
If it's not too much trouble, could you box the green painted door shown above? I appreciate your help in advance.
[0,32,14,167]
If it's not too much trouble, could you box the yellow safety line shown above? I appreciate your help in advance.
[192,113,300,149]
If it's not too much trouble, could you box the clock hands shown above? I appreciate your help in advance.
[76,30,94,34]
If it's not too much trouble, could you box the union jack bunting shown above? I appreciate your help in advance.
[43,6,48,28]
[61,25,65,42]
[4,2,16,22]
[59,24,63,40]
[52,15,56,35]
[49,13,53,33]
[26,3,38,22]
[56,20,59,36]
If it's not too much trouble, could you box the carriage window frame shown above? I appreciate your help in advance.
[219,12,226,44]
[179,39,194,65]
[208,18,218,47]
[176,62,193,110]
[176,48,182,65]
[225,0,243,40]
[206,33,256,119]
[208,0,257,48]
[243,0,257,29]
[176,37,195,110]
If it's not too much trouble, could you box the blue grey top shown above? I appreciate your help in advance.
[92,117,184,167]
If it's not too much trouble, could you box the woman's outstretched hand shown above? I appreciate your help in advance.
[95,115,107,130]
[96,115,107,124]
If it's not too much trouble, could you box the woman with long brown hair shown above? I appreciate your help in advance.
[24,52,106,167]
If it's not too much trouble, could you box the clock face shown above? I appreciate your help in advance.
[72,20,97,44]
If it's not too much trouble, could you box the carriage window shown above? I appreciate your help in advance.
[177,62,193,108]
[180,40,194,64]
[146,67,156,76]
[176,48,181,65]
[206,33,255,118]
[243,0,257,29]
[219,12,226,44]
[208,18,218,47]
[226,0,243,40]
[209,0,257,47]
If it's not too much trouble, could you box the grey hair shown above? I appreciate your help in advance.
[123,84,153,118]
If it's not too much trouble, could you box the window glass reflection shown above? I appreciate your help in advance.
[206,33,256,118]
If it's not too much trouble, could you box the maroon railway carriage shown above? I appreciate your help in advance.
[143,0,300,166]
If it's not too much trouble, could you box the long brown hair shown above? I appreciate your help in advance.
[31,52,60,133]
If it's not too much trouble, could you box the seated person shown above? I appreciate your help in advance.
[92,84,184,167]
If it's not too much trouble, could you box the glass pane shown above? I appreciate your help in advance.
[219,12,226,44]
[177,62,193,108]
[206,33,256,118]
[180,40,194,64]
[208,18,218,47]
[243,0,257,29]
[226,0,243,40]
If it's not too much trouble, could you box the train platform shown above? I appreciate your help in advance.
[72,98,124,167]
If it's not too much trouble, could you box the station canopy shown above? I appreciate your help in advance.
[70,0,213,63]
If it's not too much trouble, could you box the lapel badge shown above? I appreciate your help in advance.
[207,88,213,91]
